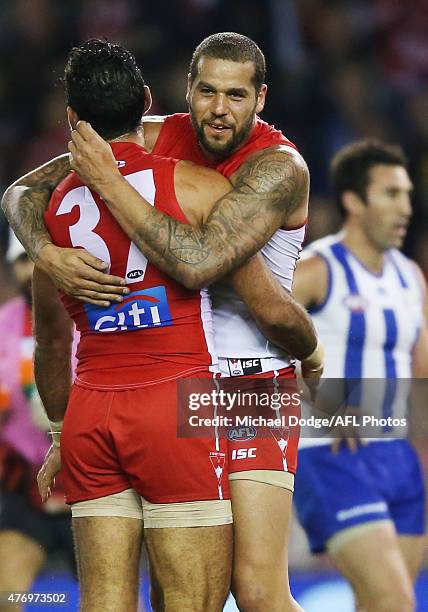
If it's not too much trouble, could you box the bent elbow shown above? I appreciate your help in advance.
[255,306,284,333]
[179,269,211,291]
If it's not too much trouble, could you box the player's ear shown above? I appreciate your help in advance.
[342,191,365,217]
[255,84,267,115]
[186,74,192,104]
[143,86,152,114]
[67,107,79,131]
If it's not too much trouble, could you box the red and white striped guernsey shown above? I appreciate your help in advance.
[45,141,217,388]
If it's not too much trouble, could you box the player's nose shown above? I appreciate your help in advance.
[210,93,229,116]
[400,194,412,218]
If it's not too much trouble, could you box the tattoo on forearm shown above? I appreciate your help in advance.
[167,221,208,264]
[131,147,309,285]
[1,156,69,260]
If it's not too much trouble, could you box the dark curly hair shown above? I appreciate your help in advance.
[64,39,146,139]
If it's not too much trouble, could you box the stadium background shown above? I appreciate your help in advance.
[0,1,426,610]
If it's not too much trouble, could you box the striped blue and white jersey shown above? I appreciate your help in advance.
[300,233,424,445]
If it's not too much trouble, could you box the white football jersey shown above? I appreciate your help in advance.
[210,224,306,377]
[300,233,424,446]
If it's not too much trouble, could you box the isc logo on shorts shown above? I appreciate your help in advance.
[231,448,257,460]
[85,286,172,332]
[227,358,263,376]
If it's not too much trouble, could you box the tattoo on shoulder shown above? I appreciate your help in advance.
[161,147,309,276]
[232,146,309,215]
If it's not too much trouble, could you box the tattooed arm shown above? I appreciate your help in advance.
[231,254,318,358]
[69,121,309,289]
[1,155,70,261]
[1,155,128,305]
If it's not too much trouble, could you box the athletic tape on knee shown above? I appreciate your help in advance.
[229,469,295,492]
[71,489,143,519]
[142,499,233,529]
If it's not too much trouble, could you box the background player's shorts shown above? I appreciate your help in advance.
[224,366,300,477]
[294,439,426,553]
[61,379,229,505]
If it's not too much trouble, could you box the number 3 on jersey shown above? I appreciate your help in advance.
[56,169,156,284]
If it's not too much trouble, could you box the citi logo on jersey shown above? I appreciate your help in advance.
[85,286,172,332]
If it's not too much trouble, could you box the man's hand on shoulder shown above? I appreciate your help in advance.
[68,121,122,197]
[37,244,129,306]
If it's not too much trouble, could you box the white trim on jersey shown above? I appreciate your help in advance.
[199,288,219,374]
[211,224,306,369]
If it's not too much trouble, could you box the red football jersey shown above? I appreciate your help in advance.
[151,113,297,178]
[45,142,216,388]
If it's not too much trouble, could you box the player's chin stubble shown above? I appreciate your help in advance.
[190,108,256,160]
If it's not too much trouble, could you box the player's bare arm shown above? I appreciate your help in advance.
[33,267,74,502]
[1,154,70,261]
[69,121,309,289]
[292,255,330,309]
[1,155,128,306]
[175,161,322,373]
[231,254,317,360]
[33,267,74,423]
[293,255,367,448]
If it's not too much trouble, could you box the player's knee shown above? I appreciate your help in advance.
[233,573,294,612]
[0,542,44,589]
[365,583,415,612]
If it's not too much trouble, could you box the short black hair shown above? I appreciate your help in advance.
[330,139,408,214]
[64,39,146,139]
[189,32,266,92]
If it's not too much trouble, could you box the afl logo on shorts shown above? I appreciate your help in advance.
[127,269,144,280]
[343,294,369,312]
[227,426,257,442]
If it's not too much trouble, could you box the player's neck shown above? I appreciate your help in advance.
[109,126,146,149]
[341,225,385,275]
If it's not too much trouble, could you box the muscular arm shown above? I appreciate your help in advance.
[292,255,329,309]
[2,155,128,305]
[69,122,309,289]
[230,254,317,360]
[33,267,74,422]
[1,155,70,261]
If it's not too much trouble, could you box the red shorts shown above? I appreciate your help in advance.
[225,367,300,476]
[61,379,229,505]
